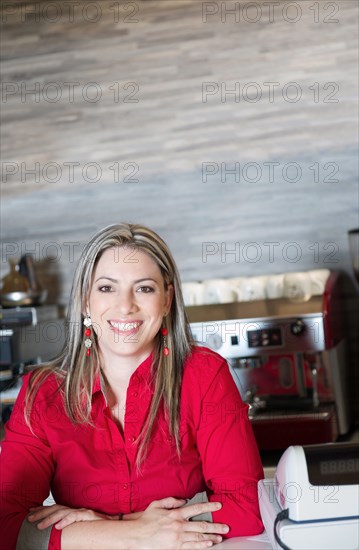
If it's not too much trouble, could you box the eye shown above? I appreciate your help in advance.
[137,286,155,293]
[98,285,113,292]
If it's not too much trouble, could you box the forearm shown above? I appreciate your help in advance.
[122,511,142,521]
[61,519,137,550]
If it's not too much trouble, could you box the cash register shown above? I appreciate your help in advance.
[258,442,359,549]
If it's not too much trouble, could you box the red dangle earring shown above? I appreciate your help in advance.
[83,316,93,357]
[161,326,169,356]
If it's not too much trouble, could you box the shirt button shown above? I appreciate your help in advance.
[122,484,128,490]
[132,391,138,398]
[128,436,136,443]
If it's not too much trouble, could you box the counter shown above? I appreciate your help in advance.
[216,533,271,549]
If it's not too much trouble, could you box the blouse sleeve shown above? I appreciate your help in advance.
[196,359,264,537]
[0,373,60,550]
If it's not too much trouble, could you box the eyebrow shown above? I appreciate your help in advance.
[94,276,159,284]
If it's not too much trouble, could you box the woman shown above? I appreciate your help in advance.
[0,223,264,550]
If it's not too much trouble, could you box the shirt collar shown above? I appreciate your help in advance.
[91,351,154,396]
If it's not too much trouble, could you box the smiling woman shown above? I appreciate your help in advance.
[86,246,174,432]
[0,223,264,550]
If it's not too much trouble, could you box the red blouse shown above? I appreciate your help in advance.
[0,346,264,549]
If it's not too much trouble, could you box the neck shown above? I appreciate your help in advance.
[99,348,153,387]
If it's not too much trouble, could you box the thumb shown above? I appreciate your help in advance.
[149,497,187,510]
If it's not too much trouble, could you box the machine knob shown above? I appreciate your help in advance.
[290,319,306,336]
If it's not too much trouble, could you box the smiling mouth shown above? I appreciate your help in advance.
[108,321,143,332]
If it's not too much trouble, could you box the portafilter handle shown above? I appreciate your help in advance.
[304,352,320,409]
[244,385,267,416]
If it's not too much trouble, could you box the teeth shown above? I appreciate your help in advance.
[109,321,141,331]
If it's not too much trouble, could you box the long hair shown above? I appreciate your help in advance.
[25,223,193,465]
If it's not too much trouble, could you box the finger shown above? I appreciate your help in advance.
[55,516,78,530]
[182,541,214,549]
[28,506,67,522]
[54,510,99,530]
[37,510,74,530]
[180,502,222,520]
[55,513,85,530]
[183,532,223,544]
[184,521,229,536]
[149,497,187,510]
[28,504,62,517]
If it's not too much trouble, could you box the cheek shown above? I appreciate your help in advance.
[88,293,107,323]
[88,295,98,316]
[145,300,165,326]
[154,296,167,316]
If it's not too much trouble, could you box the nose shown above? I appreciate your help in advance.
[115,290,138,315]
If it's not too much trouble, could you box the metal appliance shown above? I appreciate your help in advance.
[0,305,65,392]
[258,442,359,549]
[187,271,350,450]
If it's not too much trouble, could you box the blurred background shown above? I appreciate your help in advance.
[1,1,358,422]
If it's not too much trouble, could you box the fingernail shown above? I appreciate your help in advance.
[222,525,229,533]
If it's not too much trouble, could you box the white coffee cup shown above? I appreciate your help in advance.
[266,274,285,299]
[308,269,330,295]
[283,272,312,302]
[182,282,205,306]
[226,277,245,301]
[237,276,268,301]
[203,279,237,304]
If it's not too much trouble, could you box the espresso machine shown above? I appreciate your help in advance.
[187,271,350,450]
[0,253,66,396]
[0,306,65,393]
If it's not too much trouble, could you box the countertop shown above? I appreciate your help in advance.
[216,533,271,549]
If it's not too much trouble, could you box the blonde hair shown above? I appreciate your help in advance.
[25,223,193,465]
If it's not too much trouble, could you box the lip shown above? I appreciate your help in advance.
[107,320,143,336]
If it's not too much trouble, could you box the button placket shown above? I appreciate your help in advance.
[124,372,141,447]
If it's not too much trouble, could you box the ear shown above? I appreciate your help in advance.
[82,298,90,318]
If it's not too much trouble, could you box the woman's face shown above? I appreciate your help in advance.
[87,246,173,367]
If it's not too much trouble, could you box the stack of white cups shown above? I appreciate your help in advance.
[181,269,330,306]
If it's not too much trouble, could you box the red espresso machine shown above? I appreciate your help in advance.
[187,272,350,450]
